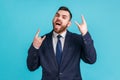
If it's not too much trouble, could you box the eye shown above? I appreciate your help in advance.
[55,13,59,17]
[62,15,67,19]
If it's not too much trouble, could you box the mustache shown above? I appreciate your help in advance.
[55,19,62,22]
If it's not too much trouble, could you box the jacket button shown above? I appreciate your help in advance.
[59,72,62,75]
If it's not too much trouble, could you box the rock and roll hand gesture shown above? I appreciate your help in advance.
[33,29,46,49]
[75,15,88,36]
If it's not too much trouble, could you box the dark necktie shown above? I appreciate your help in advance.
[56,35,62,66]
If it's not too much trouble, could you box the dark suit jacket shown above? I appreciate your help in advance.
[27,30,96,80]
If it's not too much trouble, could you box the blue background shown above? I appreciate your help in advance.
[0,0,120,80]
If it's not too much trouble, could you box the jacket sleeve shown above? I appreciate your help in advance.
[81,32,97,64]
[27,44,40,71]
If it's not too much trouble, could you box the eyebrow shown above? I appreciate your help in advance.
[62,15,67,17]
[56,12,68,17]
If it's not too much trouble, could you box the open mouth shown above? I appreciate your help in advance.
[55,22,61,26]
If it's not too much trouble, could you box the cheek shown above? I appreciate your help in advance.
[53,17,56,22]
[63,20,69,25]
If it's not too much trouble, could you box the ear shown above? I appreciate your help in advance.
[67,21,71,27]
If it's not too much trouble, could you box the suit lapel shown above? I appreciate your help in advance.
[61,31,71,65]
[46,31,58,69]
[45,31,72,69]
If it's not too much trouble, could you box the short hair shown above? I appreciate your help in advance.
[57,6,72,20]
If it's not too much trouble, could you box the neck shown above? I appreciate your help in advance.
[55,30,67,35]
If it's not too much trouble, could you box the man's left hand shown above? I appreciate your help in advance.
[75,15,88,36]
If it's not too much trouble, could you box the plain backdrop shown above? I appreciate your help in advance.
[0,0,120,80]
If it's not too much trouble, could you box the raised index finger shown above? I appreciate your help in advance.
[75,21,79,27]
[35,29,40,37]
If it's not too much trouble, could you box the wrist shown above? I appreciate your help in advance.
[33,43,39,49]
[81,30,88,36]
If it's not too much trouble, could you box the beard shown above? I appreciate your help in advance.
[53,22,68,34]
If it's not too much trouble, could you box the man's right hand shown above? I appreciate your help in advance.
[33,29,46,49]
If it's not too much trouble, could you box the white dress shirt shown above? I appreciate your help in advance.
[52,31,67,55]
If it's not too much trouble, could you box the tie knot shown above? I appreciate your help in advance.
[57,35,62,39]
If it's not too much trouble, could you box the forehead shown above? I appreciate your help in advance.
[56,10,70,16]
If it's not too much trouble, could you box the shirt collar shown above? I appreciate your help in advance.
[53,30,67,38]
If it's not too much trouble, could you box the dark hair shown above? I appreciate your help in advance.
[57,6,72,20]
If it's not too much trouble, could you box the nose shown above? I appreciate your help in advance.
[57,16,62,20]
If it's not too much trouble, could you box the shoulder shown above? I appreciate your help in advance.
[41,31,53,38]
[67,30,82,40]
[66,31,83,45]
[66,31,84,46]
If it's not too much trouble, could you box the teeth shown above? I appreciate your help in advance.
[56,23,60,25]
[56,23,61,25]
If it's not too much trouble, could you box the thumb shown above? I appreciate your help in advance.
[41,36,46,41]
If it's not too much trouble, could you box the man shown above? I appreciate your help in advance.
[27,6,96,80]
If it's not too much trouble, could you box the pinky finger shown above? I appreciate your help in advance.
[75,21,79,26]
